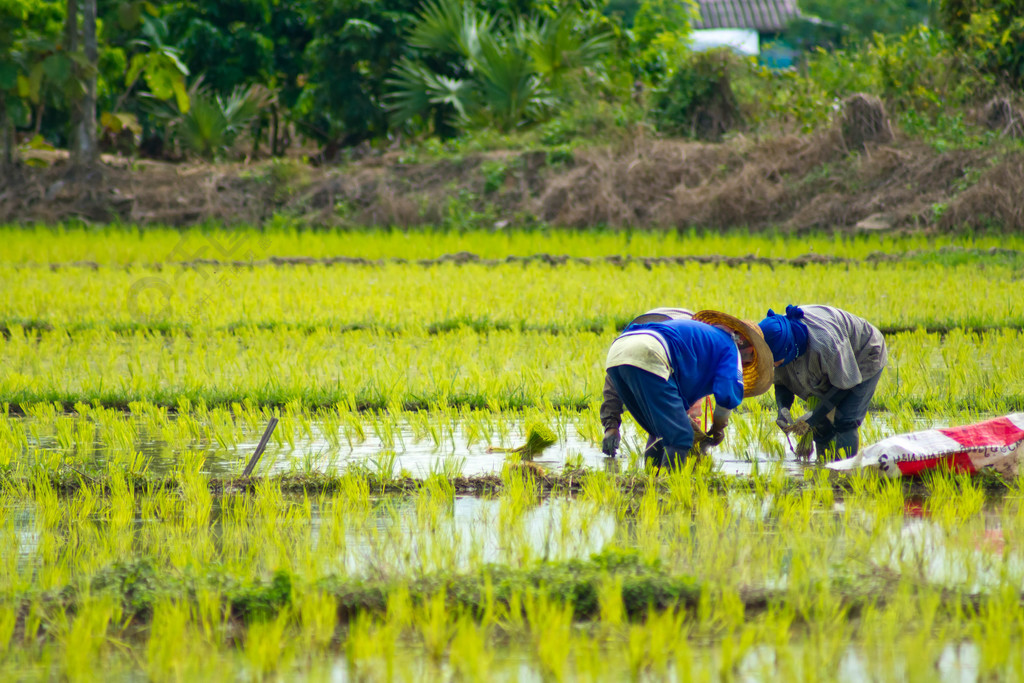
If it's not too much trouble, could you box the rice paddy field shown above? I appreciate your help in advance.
[3,223,1024,681]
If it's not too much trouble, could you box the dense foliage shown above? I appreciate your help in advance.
[0,0,1021,165]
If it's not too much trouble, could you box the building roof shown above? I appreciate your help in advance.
[693,0,801,33]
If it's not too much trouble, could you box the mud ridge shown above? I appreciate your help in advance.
[20,245,1024,272]
[3,136,1022,232]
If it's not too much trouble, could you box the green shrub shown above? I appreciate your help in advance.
[178,84,274,160]
[650,48,740,140]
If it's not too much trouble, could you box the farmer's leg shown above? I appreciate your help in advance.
[644,435,665,469]
[813,419,837,461]
[607,366,693,469]
[831,370,884,458]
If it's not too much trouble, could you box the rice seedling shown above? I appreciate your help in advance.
[487,419,558,459]
[0,604,16,653]
[414,591,454,664]
[56,594,122,682]
[192,587,229,647]
[244,609,294,679]
[596,573,626,639]
[429,452,465,480]
[523,591,573,682]
[368,449,399,483]
[345,613,399,682]
[145,599,192,682]
[10,222,1024,264]
[449,613,493,681]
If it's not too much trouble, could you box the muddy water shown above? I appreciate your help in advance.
[7,488,1019,589]
[310,639,983,683]
[6,494,1001,682]
[3,474,1013,681]
[11,415,815,478]
[236,422,812,478]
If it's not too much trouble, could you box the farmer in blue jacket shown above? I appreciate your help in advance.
[604,310,773,469]
[601,307,695,457]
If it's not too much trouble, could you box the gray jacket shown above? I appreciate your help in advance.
[774,305,887,401]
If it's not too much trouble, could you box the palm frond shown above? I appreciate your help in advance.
[178,89,228,159]
[471,31,552,131]
[178,83,272,159]
[408,0,494,61]
[526,9,613,88]
[385,58,476,130]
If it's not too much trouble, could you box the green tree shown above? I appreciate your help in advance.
[386,0,611,136]
[0,0,35,166]
[599,0,696,83]
[294,0,421,157]
[940,0,1024,88]
[799,0,936,40]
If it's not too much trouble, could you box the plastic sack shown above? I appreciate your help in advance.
[827,413,1024,478]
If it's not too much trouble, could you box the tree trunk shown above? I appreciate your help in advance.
[0,92,12,170]
[270,105,279,156]
[64,0,78,53]
[64,0,81,163]
[66,0,99,172]
[79,0,98,167]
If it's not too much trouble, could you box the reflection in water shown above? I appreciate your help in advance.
[9,413,829,478]
[0,481,1011,681]
[3,495,617,578]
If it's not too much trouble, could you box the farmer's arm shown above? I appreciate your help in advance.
[599,372,624,455]
[600,373,624,432]
[804,382,849,428]
[711,344,744,411]
[707,345,744,445]
[775,383,795,411]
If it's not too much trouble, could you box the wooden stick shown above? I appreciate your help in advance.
[242,417,278,478]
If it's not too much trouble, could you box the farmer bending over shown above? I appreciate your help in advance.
[603,310,773,469]
[759,305,887,461]
[601,308,702,458]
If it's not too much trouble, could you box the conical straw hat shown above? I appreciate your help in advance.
[692,310,774,397]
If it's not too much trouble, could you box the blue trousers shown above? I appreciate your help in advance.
[813,369,883,460]
[606,365,694,469]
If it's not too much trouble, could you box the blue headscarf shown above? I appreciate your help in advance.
[758,305,809,367]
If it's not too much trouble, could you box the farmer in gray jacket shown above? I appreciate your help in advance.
[758,305,887,460]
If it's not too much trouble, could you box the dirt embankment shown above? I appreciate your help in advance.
[1,131,1022,232]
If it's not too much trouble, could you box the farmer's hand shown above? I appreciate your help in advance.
[601,428,620,456]
[775,407,793,432]
[788,419,811,437]
[708,419,728,448]
[706,406,730,449]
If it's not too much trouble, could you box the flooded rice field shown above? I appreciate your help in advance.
[2,460,1020,681]
[4,409,944,479]
[5,227,1024,680]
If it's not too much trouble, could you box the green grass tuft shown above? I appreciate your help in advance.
[513,421,557,458]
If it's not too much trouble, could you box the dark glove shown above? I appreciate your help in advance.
[708,415,728,447]
[601,429,620,456]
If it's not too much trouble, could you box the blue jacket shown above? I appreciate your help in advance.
[623,319,744,410]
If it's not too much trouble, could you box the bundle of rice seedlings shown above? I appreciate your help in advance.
[690,421,711,459]
[507,461,548,481]
[487,421,558,459]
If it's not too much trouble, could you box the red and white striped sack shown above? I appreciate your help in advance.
[827,414,1024,478]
